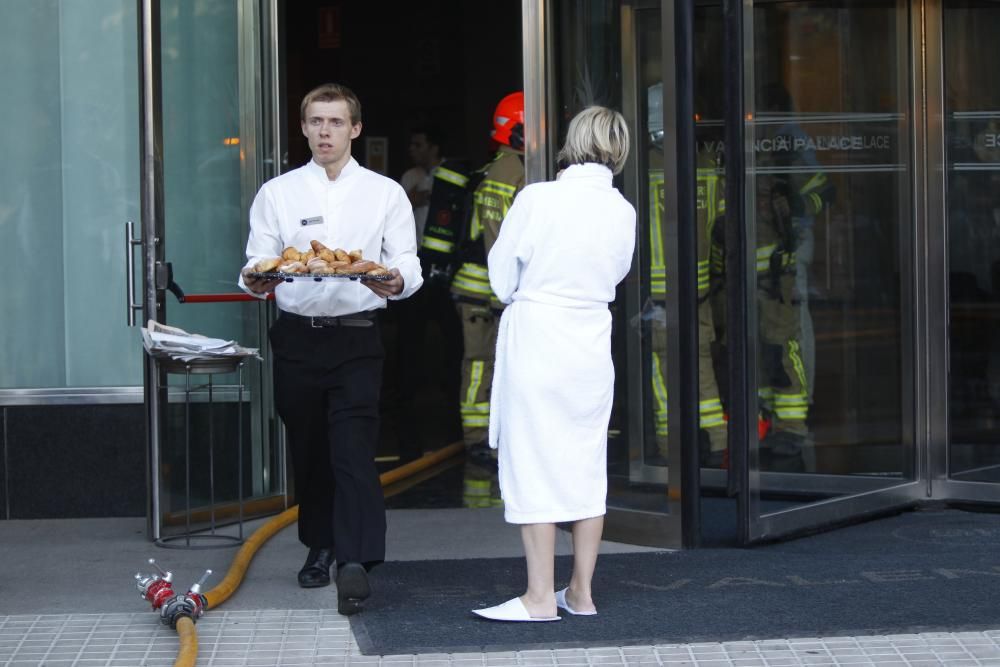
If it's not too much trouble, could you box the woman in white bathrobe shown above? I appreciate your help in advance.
[472,107,636,622]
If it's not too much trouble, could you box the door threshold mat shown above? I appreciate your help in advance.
[350,508,1000,655]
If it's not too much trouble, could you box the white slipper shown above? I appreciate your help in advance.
[555,588,597,616]
[471,597,561,622]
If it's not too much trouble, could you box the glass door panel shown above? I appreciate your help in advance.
[743,0,922,540]
[145,0,284,538]
[944,1,1000,488]
[548,0,681,546]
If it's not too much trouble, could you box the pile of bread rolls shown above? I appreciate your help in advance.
[253,240,390,277]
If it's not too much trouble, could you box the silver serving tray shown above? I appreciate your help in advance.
[248,271,392,282]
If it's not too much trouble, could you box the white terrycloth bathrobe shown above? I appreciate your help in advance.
[487,163,636,524]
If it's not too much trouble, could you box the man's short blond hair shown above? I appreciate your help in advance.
[556,106,630,175]
[300,83,362,125]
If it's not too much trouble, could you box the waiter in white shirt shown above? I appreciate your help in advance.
[239,83,423,616]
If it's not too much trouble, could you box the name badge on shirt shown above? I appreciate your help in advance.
[300,215,324,227]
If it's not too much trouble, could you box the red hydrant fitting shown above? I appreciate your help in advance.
[134,559,212,627]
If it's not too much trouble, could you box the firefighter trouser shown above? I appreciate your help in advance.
[758,271,809,436]
[455,302,501,507]
[456,300,497,447]
[794,224,815,403]
[650,298,727,457]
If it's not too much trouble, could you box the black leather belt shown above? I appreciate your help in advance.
[279,310,376,328]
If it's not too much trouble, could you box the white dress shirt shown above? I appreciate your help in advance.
[238,157,423,317]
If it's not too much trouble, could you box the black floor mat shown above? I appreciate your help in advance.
[351,507,1000,655]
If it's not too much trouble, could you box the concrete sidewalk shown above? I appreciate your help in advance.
[1,510,998,666]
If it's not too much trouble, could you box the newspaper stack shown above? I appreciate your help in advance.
[141,320,260,362]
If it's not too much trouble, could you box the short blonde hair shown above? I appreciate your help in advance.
[300,83,362,125]
[556,106,630,174]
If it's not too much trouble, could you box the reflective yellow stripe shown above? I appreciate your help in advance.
[461,415,490,427]
[698,260,711,292]
[756,244,795,272]
[480,179,516,196]
[788,339,809,392]
[808,192,823,213]
[461,362,489,427]
[773,405,807,420]
[651,353,669,435]
[773,395,808,406]
[453,262,492,296]
[649,171,665,282]
[800,171,827,194]
[421,236,454,253]
[772,384,808,421]
[699,398,725,428]
[700,414,727,429]
[470,206,482,240]
[458,263,488,278]
[435,167,469,188]
[756,244,778,272]
[453,276,492,296]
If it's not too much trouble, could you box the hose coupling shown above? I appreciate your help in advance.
[134,558,175,611]
[158,569,212,627]
[159,592,208,628]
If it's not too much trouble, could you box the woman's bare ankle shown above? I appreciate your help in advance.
[520,592,557,618]
[566,586,596,613]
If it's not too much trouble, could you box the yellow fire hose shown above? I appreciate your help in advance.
[174,616,198,665]
[172,442,465,667]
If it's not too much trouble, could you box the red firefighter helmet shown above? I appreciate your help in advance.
[491,92,525,148]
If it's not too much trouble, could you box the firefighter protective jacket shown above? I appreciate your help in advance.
[419,158,473,280]
[450,145,525,304]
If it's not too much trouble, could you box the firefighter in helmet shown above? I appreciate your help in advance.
[450,92,526,505]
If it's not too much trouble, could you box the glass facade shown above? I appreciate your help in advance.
[0,0,256,391]
[0,0,142,388]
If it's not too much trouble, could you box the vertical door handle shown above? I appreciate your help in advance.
[125,220,144,326]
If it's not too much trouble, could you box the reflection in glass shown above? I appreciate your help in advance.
[161,0,246,342]
[945,3,1000,482]
[552,1,673,514]
[632,7,728,477]
[749,1,909,482]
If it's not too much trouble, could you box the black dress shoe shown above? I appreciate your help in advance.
[297,548,334,588]
[336,562,370,615]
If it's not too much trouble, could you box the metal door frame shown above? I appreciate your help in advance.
[924,0,1000,505]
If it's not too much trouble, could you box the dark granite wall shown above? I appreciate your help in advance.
[1,408,7,519]
[1,402,259,520]
[4,405,147,519]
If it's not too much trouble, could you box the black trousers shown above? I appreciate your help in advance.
[270,313,386,566]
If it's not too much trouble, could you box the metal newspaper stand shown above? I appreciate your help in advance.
[153,354,250,549]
